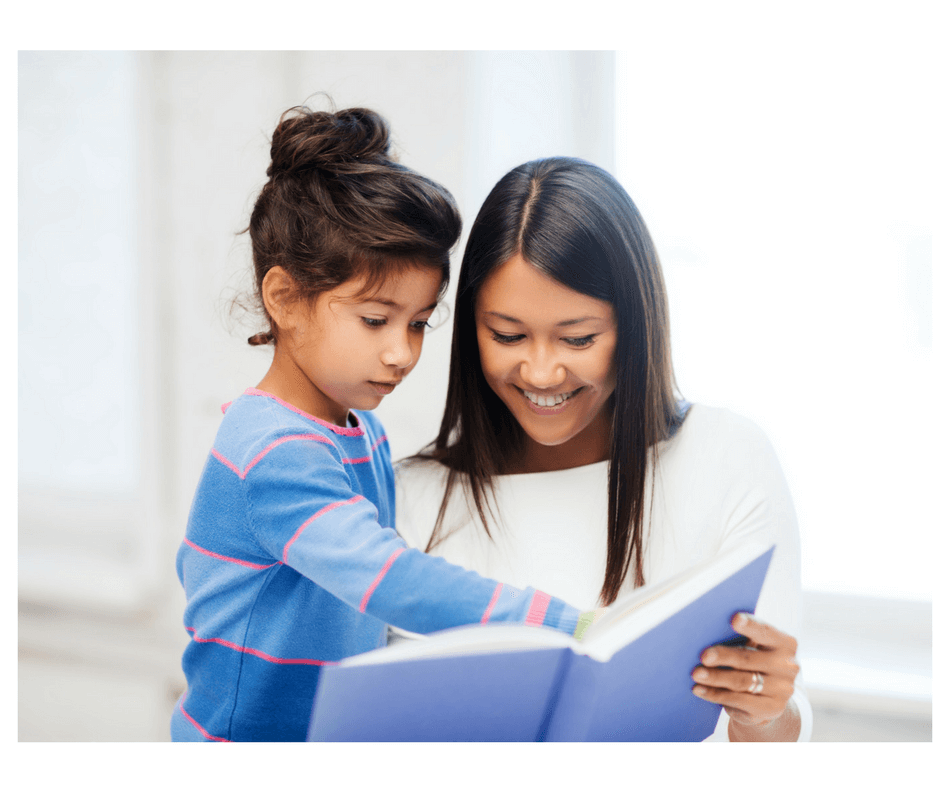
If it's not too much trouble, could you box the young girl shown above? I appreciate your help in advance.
[171,108,591,742]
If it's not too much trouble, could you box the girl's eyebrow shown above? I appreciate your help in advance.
[482,310,603,327]
[363,297,438,313]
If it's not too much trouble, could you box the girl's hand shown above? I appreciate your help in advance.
[691,612,801,736]
[573,608,608,641]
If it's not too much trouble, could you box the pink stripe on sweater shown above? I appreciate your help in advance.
[243,433,334,476]
[211,449,243,477]
[244,387,364,436]
[212,434,335,479]
[186,627,337,666]
[343,434,388,464]
[282,495,365,563]
[524,591,551,627]
[183,538,280,570]
[480,583,503,624]
[179,693,230,742]
[359,547,405,613]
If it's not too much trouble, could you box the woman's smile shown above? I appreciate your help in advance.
[519,385,584,411]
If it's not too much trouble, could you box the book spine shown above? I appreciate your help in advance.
[534,648,574,741]
[542,653,601,741]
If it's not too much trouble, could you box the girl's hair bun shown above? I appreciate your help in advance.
[267,106,392,179]
[245,101,460,349]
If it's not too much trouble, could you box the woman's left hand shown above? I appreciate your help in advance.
[691,612,801,737]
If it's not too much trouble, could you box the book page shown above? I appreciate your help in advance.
[343,622,574,668]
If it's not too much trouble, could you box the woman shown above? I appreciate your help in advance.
[394,157,811,742]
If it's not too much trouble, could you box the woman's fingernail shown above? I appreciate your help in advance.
[692,685,707,697]
[735,613,752,627]
[702,649,717,665]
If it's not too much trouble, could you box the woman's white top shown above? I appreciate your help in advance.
[394,404,812,741]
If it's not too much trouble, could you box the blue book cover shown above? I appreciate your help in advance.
[308,542,775,742]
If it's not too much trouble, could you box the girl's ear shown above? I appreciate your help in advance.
[261,266,298,330]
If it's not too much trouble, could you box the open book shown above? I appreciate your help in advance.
[307,541,775,742]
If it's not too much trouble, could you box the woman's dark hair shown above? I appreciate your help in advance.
[245,104,461,345]
[421,157,683,604]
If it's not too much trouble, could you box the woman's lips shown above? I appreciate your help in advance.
[517,386,583,413]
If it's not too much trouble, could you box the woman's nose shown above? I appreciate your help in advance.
[519,348,565,389]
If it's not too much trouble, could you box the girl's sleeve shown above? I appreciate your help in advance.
[243,437,582,636]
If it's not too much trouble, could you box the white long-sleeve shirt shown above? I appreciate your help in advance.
[394,403,813,741]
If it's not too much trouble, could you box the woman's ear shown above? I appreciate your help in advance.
[261,266,298,331]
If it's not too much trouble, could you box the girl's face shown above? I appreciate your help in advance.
[474,254,617,470]
[265,265,442,426]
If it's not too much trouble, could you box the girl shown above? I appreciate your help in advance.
[395,157,812,742]
[171,109,591,742]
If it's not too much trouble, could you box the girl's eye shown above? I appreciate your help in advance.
[409,319,431,331]
[490,330,525,345]
[361,317,387,328]
[563,335,597,348]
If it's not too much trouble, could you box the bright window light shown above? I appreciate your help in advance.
[615,19,933,602]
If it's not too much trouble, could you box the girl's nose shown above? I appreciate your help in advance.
[380,333,415,369]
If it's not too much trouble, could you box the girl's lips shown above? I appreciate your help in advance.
[370,381,399,395]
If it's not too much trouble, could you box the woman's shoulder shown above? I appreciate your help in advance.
[667,403,789,500]
[674,403,777,456]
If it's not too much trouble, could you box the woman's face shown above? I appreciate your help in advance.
[474,253,617,468]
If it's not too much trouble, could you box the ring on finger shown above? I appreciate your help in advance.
[746,672,764,694]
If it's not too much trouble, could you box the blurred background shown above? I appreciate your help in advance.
[18,30,933,743]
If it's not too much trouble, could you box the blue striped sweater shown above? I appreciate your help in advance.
[171,388,581,741]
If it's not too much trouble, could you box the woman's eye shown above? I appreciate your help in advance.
[361,317,387,328]
[409,320,431,331]
[563,335,597,348]
[490,331,525,345]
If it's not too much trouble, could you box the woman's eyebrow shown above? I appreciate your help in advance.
[482,310,603,327]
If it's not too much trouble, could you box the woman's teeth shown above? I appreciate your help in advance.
[523,390,575,407]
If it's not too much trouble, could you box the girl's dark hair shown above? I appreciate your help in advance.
[246,105,461,345]
[421,157,683,604]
